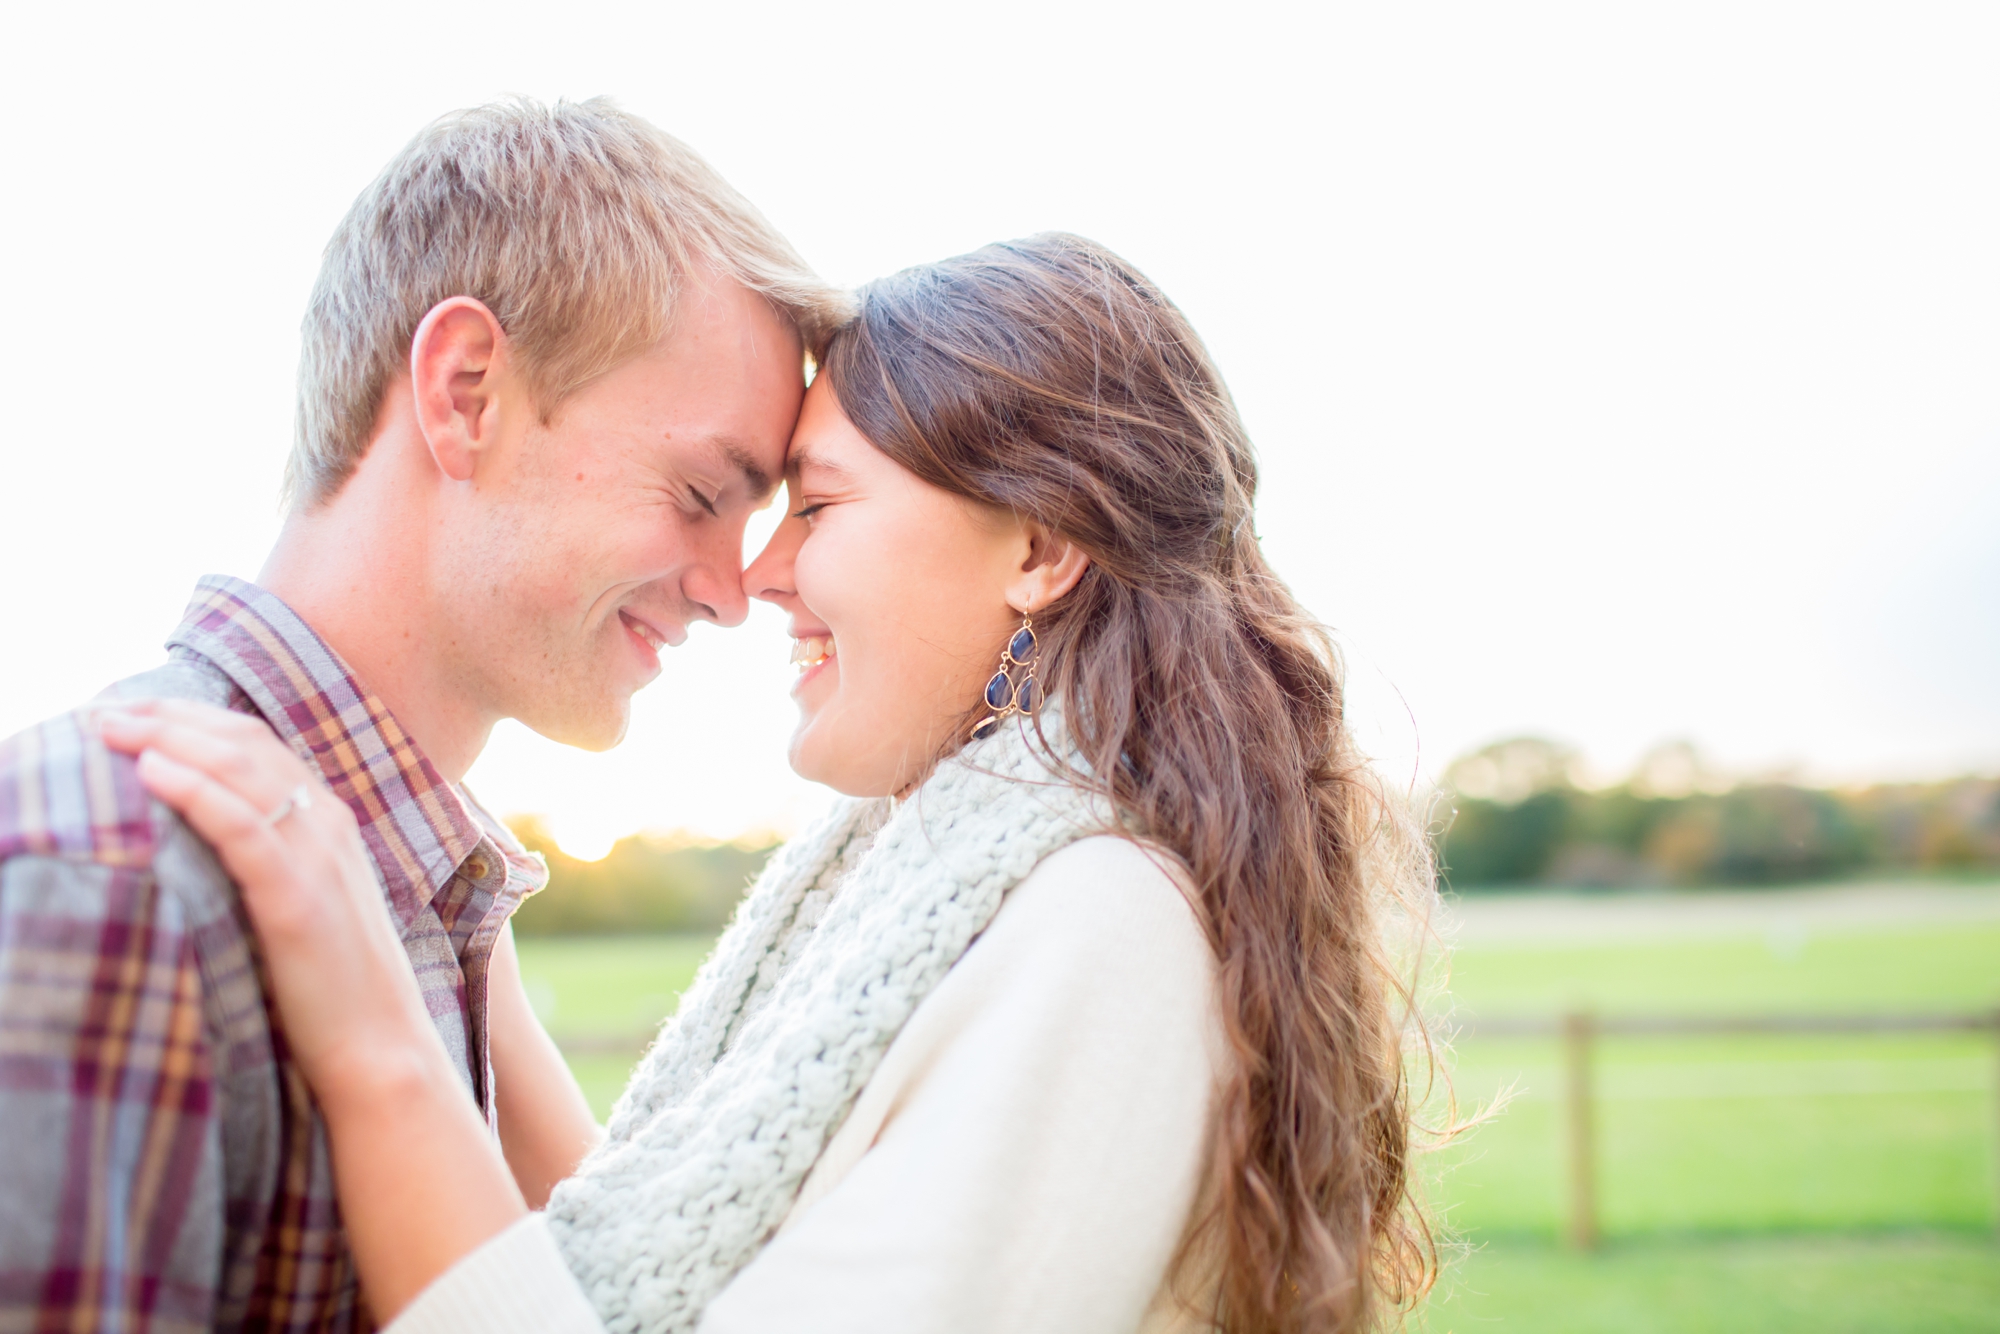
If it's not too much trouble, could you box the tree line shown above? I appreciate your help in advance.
[503,737,2000,934]
[1435,737,2000,889]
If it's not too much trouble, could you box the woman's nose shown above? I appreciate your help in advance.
[744,512,803,606]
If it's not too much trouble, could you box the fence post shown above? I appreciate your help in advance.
[1562,1010,1598,1250]
[1992,1009,2000,1237]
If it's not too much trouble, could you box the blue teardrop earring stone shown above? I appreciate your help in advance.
[1007,625,1037,665]
[970,714,1002,740]
[1015,677,1039,712]
[984,671,1014,710]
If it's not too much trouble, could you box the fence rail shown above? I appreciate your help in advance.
[1454,1008,2000,1248]
[552,1009,2000,1249]
[1461,1012,2000,1039]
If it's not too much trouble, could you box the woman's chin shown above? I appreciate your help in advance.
[786,720,850,792]
[786,722,911,800]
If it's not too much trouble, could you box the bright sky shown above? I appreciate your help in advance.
[5,3,1996,857]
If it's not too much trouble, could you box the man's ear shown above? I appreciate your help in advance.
[1006,523,1092,615]
[409,297,512,482]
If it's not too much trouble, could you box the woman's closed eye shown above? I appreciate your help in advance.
[790,502,828,521]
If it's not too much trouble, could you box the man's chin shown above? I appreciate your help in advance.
[520,700,632,753]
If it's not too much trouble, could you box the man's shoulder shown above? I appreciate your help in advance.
[0,657,236,869]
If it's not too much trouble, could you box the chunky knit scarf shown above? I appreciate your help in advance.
[543,718,1101,1332]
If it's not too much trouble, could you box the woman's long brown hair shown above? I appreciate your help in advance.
[818,233,1442,1333]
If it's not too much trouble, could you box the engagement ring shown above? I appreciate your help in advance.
[262,784,313,828]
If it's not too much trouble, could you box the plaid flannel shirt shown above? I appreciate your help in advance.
[0,576,545,1333]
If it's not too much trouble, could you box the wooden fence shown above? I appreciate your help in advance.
[1457,1010,2000,1248]
[553,1008,2000,1248]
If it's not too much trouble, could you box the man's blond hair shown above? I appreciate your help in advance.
[288,97,850,507]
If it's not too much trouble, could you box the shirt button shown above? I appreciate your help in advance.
[463,855,491,881]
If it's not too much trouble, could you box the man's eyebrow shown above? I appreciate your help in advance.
[719,443,775,502]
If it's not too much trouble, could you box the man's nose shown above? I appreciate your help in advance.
[684,567,750,628]
[682,531,751,629]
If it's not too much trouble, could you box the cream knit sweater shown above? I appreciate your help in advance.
[388,726,1225,1334]
[388,834,1225,1334]
[545,721,1111,1329]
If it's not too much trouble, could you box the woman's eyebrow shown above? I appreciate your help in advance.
[786,448,854,480]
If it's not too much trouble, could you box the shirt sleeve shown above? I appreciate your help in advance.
[0,852,223,1329]
[700,836,1224,1334]
[384,1213,605,1334]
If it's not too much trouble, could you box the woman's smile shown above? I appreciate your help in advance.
[788,634,838,695]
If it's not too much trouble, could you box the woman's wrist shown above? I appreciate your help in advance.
[312,1029,472,1129]
[316,1036,529,1320]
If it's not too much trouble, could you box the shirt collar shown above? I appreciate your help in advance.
[166,574,489,933]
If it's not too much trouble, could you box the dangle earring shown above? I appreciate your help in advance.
[970,612,1039,741]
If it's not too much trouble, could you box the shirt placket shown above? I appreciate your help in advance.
[439,836,537,1124]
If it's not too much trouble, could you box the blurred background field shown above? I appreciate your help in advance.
[517,876,2000,1332]
[1422,885,2000,1331]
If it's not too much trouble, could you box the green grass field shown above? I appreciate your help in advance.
[1421,1234,2000,1333]
[516,884,2000,1331]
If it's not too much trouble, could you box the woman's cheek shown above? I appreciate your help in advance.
[791,530,844,629]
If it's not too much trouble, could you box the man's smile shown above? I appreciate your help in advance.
[618,609,681,654]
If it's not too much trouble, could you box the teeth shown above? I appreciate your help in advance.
[624,614,666,650]
[789,635,837,669]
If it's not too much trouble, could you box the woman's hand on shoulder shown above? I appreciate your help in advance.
[97,698,446,1110]
[102,699,531,1320]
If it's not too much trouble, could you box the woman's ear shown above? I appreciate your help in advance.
[1006,524,1092,614]
[409,297,512,483]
